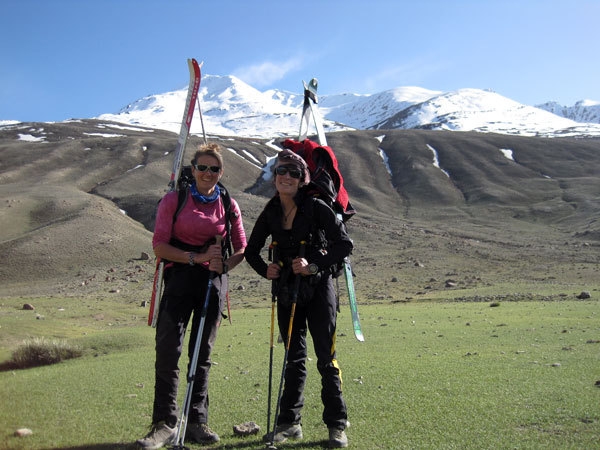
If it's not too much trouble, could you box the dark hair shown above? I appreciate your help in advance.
[191,142,224,168]
[274,149,310,183]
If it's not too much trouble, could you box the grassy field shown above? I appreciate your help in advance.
[1,294,599,450]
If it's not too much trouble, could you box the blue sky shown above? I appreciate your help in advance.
[1,0,598,122]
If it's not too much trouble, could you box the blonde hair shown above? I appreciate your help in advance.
[191,142,224,168]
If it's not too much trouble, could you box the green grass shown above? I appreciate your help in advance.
[0,297,599,449]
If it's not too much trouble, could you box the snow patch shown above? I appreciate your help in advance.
[83,132,125,138]
[18,133,45,142]
[99,123,155,133]
[241,149,262,166]
[379,148,392,177]
[499,148,514,161]
[1,120,20,127]
[226,147,262,169]
[427,144,450,177]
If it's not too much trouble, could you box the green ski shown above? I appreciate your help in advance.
[299,78,364,342]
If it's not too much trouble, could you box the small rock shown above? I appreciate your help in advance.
[576,291,591,299]
[140,252,150,260]
[445,280,457,288]
[233,421,260,436]
[22,304,35,311]
[14,428,33,437]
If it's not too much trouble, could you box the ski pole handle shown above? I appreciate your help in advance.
[269,241,279,295]
[210,235,223,276]
[290,241,306,303]
[268,241,278,263]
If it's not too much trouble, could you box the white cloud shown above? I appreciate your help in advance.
[233,57,303,87]
[363,58,446,93]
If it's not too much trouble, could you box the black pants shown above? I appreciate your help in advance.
[276,275,347,430]
[152,266,222,427]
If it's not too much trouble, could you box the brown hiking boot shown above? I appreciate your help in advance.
[328,427,348,448]
[185,423,220,443]
[136,421,176,449]
[263,423,303,443]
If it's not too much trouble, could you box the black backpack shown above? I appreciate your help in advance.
[301,195,347,279]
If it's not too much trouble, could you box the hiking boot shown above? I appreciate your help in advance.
[263,423,303,443]
[328,427,348,448]
[185,423,220,443]
[136,421,176,449]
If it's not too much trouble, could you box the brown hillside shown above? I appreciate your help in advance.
[1,120,598,301]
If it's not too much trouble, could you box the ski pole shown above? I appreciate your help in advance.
[266,241,279,438]
[172,235,222,450]
[267,241,306,449]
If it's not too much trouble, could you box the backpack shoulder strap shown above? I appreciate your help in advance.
[172,187,189,225]
[218,182,233,259]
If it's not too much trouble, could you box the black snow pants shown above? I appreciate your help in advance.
[276,274,348,430]
[152,265,223,427]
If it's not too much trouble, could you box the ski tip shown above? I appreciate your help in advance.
[355,334,365,342]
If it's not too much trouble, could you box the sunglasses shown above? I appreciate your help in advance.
[193,164,221,173]
[275,166,302,179]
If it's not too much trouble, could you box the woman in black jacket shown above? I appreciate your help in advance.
[245,149,352,448]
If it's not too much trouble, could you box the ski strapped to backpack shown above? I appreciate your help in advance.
[281,78,364,341]
[148,58,201,327]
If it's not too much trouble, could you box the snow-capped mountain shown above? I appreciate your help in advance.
[97,75,600,139]
[536,99,600,124]
[375,88,599,137]
[319,86,442,130]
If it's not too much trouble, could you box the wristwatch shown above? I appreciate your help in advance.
[188,252,196,266]
[307,263,319,275]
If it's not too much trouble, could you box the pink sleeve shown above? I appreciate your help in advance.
[229,198,247,252]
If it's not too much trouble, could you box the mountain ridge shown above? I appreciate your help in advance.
[94,74,600,139]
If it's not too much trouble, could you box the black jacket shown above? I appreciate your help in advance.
[245,190,353,279]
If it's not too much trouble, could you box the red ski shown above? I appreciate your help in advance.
[148,58,202,327]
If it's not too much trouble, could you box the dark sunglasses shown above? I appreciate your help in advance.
[193,164,221,173]
[275,166,302,179]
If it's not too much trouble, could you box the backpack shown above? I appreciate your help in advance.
[281,138,355,223]
[300,196,346,279]
[169,165,234,260]
[280,138,355,278]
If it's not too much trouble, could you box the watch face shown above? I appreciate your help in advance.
[309,264,318,274]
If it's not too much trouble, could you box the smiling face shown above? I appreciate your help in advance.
[275,164,302,197]
[192,154,222,195]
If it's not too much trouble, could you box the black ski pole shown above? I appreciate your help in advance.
[172,235,222,450]
[267,241,306,450]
